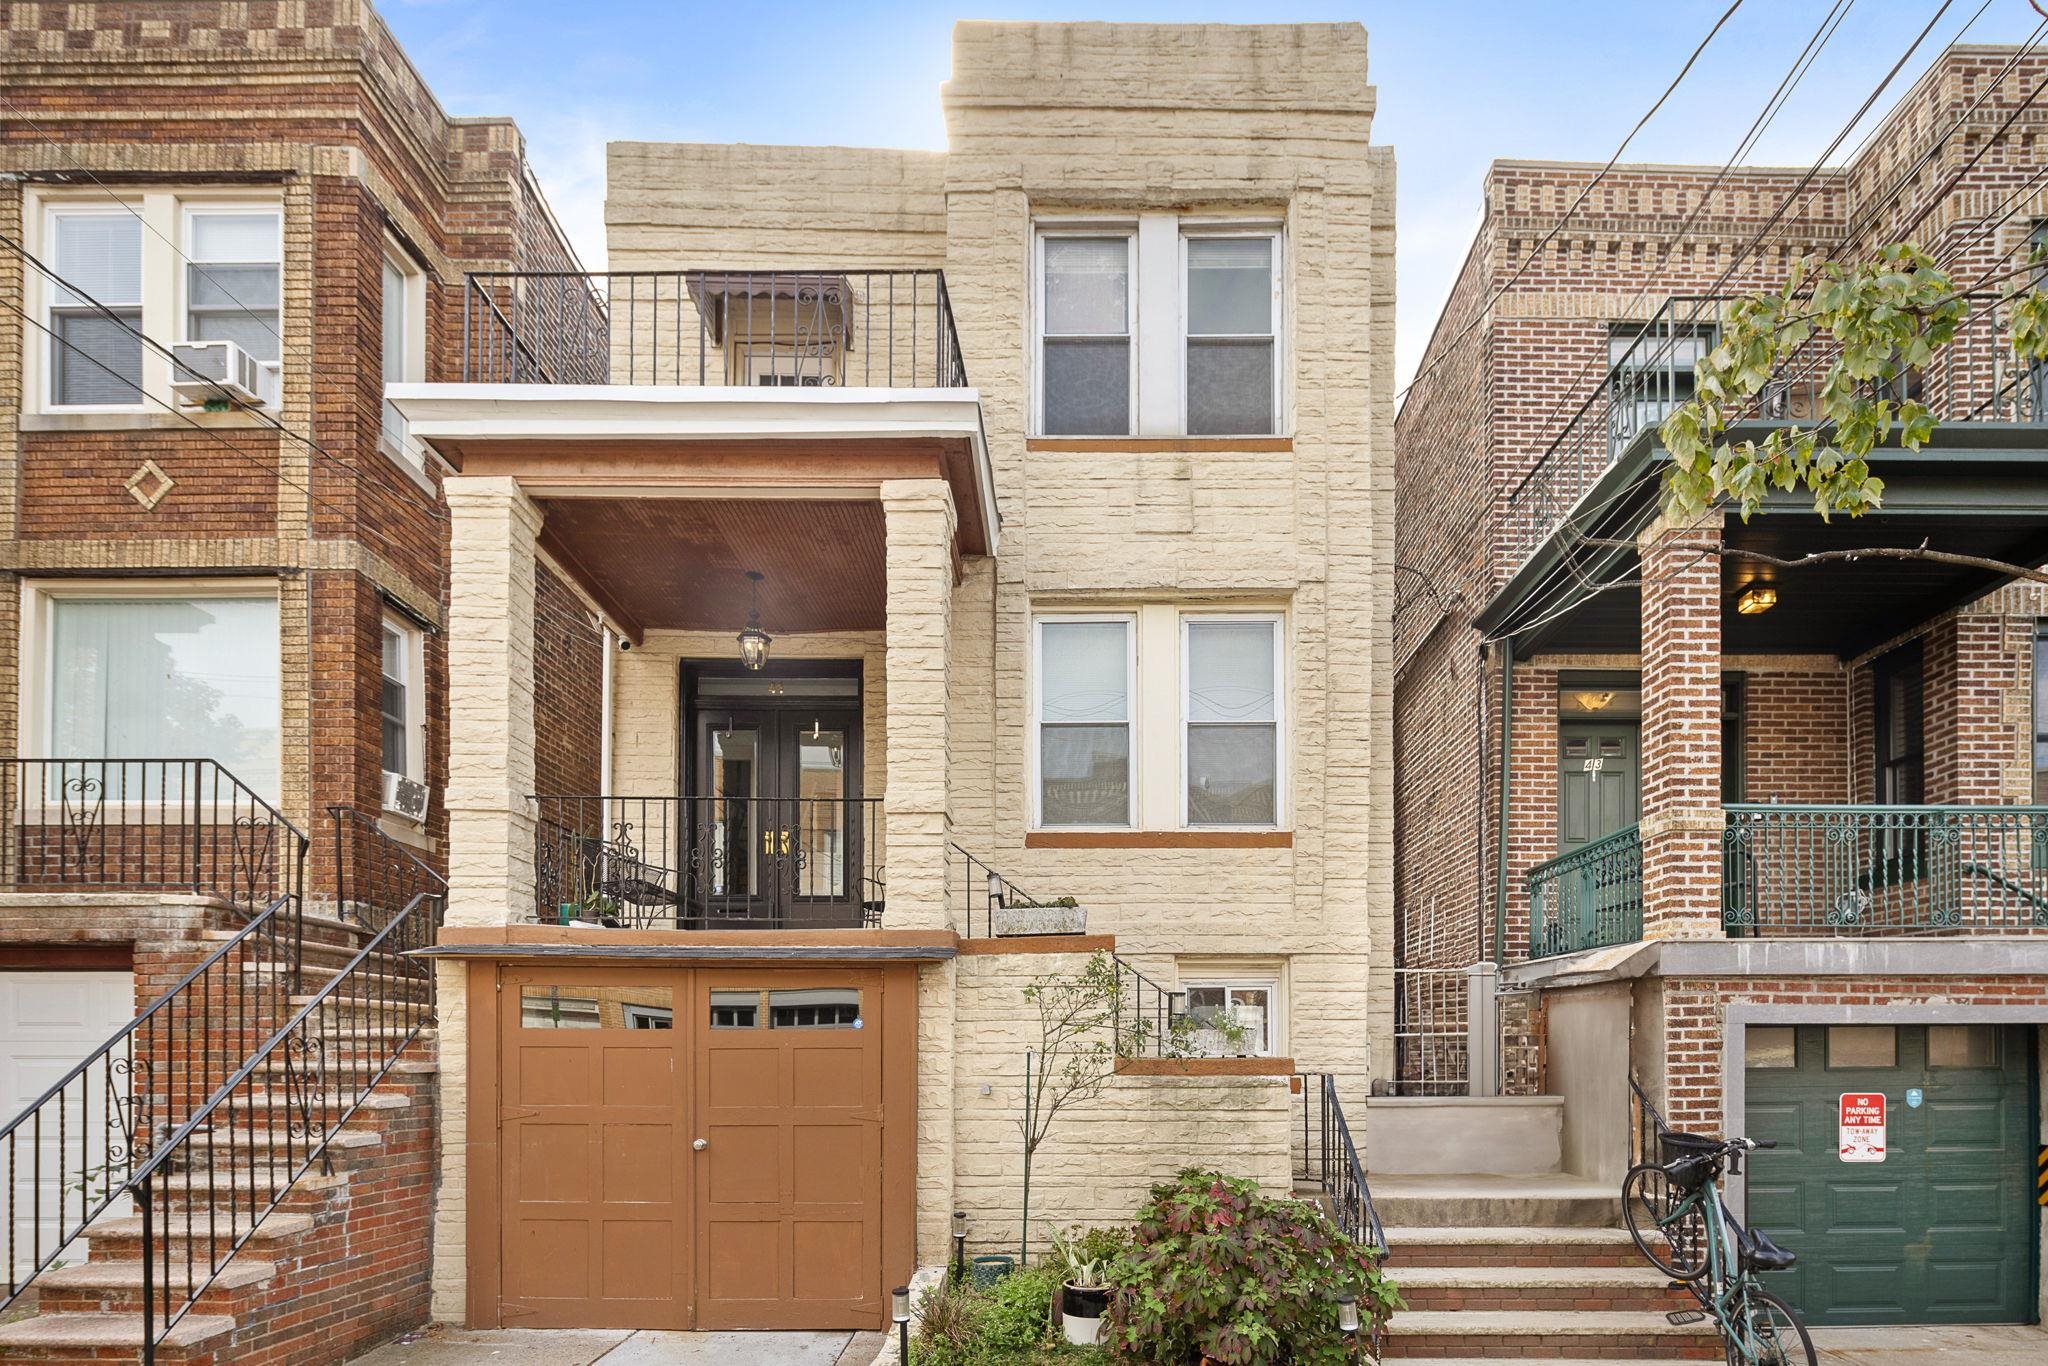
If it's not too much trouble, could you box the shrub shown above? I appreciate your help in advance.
[913,1260,1071,1365]
[1102,1169,1401,1366]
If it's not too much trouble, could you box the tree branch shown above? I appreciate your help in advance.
[1716,540,2048,586]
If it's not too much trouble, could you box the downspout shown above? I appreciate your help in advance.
[1493,634,1515,967]
[1475,640,1490,964]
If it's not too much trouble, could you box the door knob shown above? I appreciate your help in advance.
[692,1138,709,1151]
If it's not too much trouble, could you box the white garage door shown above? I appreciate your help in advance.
[0,971,135,1279]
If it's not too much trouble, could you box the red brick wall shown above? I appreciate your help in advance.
[532,560,605,800]
[1738,667,1850,803]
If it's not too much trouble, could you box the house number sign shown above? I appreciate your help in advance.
[1838,1092,1886,1163]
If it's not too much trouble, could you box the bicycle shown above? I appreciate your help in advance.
[1620,1131,1816,1366]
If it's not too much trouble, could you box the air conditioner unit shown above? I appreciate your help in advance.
[382,771,430,822]
[169,340,279,408]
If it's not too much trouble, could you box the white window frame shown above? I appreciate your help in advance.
[1180,975,1283,1057]
[1179,226,1284,438]
[1030,612,1139,830]
[380,613,427,790]
[1180,612,1286,830]
[18,578,284,802]
[42,204,147,413]
[380,242,427,459]
[179,202,284,365]
[1032,225,1137,438]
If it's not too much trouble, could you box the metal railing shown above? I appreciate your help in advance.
[1294,1073,1388,1261]
[1390,967,1469,1095]
[533,794,884,929]
[947,842,1063,939]
[1723,803,2048,934]
[0,758,305,913]
[1526,823,1643,959]
[1496,290,2048,581]
[1110,956,1187,1058]
[463,268,970,389]
[329,805,448,934]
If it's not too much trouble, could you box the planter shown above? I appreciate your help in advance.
[969,1254,1014,1289]
[1060,1283,1109,1346]
[991,902,1088,937]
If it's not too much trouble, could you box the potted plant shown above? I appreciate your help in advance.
[992,892,1087,937]
[1047,1227,1120,1347]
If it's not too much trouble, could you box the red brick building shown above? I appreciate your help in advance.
[0,3,598,1359]
[1395,46,2048,1328]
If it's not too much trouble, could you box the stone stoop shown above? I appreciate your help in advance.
[1379,1192,1717,1361]
[0,1040,439,1366]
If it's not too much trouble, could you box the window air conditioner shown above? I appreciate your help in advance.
[169,340,280,408]
[382,771,430,822]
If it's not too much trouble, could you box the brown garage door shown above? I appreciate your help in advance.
[495,966,887,1331]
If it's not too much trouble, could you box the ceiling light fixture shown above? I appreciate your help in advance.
[1736,585,1778,616]
[737,570,773,670]
[1570,691,1616,713]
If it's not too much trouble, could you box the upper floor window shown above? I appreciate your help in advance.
[1184,616,1281,826]
[183,207,281,364]
[380,614,425,786]
[381,246,426,452]
[1034,218,1284,438]
[1034,616,1134,827]
[48,209,144,408]
[2033,625,2048,801]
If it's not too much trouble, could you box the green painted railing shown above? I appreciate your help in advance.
[1723,804,2048,934]
[1526,823,1643,959]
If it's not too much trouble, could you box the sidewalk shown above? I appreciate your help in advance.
[1815,1325,2048,1365]
[348,1326,889,1365]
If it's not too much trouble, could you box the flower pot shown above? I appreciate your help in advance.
[1060,1282,1108,1346]
[991,902,1087,937]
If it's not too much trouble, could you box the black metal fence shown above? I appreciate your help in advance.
[947,842,1058,939]
[533,794,884,929]
[1294,1072,1388,1259]
[463,268,970,389]
[329,805,449,935]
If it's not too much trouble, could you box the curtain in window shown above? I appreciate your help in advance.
[1039,620,1130,824]
[1042,238,1130,435]
[52,215,143,406]
[1186,620,1277,825]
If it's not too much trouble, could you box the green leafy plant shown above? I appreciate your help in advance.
[913,1261,1083,1365]
[1018,954,1126,1261]
[1102,1169,1400,1366]
[1046,1224,1129,1288]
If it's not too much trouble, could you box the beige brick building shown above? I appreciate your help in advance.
[384,18,1398,1335]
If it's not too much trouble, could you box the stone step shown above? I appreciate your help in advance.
[1387,1224,1644,1268]
[1395,1264,1694,1313]
[0,1311,236,1355]
[84,1211,316,1250]
[1372,1173,1621,1229]
[176,1126,380,1158]
[34,1259,278,1317]
[1384,1309,1720,1360]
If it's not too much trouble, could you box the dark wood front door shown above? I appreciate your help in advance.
[691,708,865,927]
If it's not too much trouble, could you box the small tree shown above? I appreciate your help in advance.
[1017,952,1123,1262]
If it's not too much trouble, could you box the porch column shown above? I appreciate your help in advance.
[881,478,957,928]
[444,475,544,927]
[1638,509,1724,940]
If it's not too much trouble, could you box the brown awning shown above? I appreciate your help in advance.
[685,271,855,347]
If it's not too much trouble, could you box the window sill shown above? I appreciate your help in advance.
[1115,1055,1295,1077]
[1025,436,1293,453]
[22,409,278,433]
[1025,830,1292,849]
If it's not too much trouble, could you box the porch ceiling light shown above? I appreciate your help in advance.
[1570,691,1616,713]
[1736,584,1778,616]
[737,570,773,670]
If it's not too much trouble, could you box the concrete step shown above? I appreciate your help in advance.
[33,1260,277,1317]
[0,1311,235,1354]
[84,1211,315,1249]
[177,1127,380,1158]
[1387,1224,1644,1268]
[1372,1173,1621,1229]
[1384,1309,1719,1360]
[1395,1264,1694,1313]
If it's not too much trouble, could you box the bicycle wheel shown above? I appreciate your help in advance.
[1726,1287,1815,1366]
[1621,1161,1709,1279]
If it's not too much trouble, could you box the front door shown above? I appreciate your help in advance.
[693,708,864,927]
[1558,723,1639,854]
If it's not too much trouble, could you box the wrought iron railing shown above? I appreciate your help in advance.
[1723,803,2048,934]
[462,268,970,389]
[1390,967,1469,1095]
[329,805,448,934]
[1496,289,2048,582]
[0,758,305,913]
[533,794,883,929]
[947,842,1062,939]
[1294,1073,1388,1261]
[1110,956,1187,1058]
[1526,823,1643,959]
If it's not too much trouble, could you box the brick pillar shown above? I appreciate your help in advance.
[1638,510,1723,940]
[881,478,956,929]
[443,475,542,928]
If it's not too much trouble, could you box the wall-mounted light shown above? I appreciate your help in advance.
[1570,691,1616,713]
[737,570,773,670]
[1736,584,1778,616]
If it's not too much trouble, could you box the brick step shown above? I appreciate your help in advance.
[1387,1225,1644,1268]
[1395,1265,1694,1314]
[34,1260,276,1317]
[174,1127,381,1159]
[0,1311,235,1359]
[1372,1174,1620,1229]
[234,951,412,980]
[83,1211,316,1258]
[1384,1310,1719,1360]
[285,992,432,1016]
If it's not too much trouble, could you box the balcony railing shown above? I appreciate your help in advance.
[1525,823,1643,959]
[1724,804,2048,935]
[462,268,969,389]
[532,794,883,930]
[1497,290,2048,581]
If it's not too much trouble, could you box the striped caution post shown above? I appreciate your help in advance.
[2037,1146,2047,1206]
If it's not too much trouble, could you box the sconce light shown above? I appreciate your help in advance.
[737,570,773,670]
[1736,584,1778,616]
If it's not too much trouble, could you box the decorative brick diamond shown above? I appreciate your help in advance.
[123,459,175,511]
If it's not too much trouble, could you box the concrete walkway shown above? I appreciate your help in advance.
[348,1326,890,1365]
[1815,1325,2048,1365]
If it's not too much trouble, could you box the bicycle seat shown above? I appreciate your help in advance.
[1739,1225,1798,1272]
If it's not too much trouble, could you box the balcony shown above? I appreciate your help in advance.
[1526,823,1643,960]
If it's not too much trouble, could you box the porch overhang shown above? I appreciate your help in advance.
[418,924,960,963]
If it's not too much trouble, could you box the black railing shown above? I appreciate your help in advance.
[329,805,448,934]
[1294,1072,1388,1260]
[1110,956,1185,1058]
[463,268,970,390]
[533,794,883,929]
[947,842,1058,939]
[0,758,305,913]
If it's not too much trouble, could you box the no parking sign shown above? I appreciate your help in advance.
[1839,1092,1886,1163]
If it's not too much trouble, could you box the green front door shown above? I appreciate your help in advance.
[1744,1023,2037,1326]
[1558,723,1638,853]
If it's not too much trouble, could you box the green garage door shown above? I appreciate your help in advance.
[1744,1023,2037,1327]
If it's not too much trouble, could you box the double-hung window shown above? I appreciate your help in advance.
[1184,235,1279,435]
[1184,617,1281,826]
[381,248,427,451]
[380,615,425,786]
[1034,617,1134,827]
[48,210,144,408]
[1037,235,1133,435]
[184,207,282,364]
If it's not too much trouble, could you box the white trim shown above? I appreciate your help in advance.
[1180,974,1284,1056]
[1180,612,1286,830]
[379,611,428,790]
[1178,226,1285,438]
[1032,226,1137,438]
[1030,613,1138,830]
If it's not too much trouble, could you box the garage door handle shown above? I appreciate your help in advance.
[692,1138,709,1151]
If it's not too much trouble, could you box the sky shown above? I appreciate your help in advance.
[378,0,2048,389]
